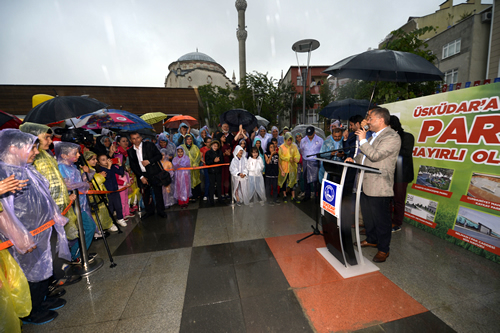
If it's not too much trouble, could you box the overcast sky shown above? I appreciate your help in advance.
[0,0,492,87]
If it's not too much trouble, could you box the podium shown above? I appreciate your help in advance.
[316,158,381,278]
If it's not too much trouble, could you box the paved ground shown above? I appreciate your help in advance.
[24,199,500,332]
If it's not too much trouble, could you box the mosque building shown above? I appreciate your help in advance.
[164,50,238,90]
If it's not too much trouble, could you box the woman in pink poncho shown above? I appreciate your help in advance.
[172,145,191,209]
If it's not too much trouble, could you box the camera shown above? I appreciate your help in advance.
[54,128,94,145]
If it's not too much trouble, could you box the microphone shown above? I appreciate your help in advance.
[363,125,370,131]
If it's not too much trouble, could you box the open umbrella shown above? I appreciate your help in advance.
[0,110,23,130]
[163,115,198,128]
[319,99,376,120]
[140,112,168,125]
[220,109,258,133]
[324,49,444,105]
[74,110,135,130]
[23,96,108,124]
[105,109,153,131]
[291,124,325,140]
[255,115,270,128]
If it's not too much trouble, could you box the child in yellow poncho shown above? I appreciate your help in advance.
[181,134,202,201]
[278,132,301,203]
[82,151,115,232]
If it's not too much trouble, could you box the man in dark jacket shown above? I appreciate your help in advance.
[389,116,415,232]
[128,131,166,218]
[204,139,224,205]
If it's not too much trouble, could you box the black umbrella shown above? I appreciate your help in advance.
[319,99,376,120]
[324,49,444,82]
[324,49,444,105]
[23,96,108,125]
[220,109,258,133]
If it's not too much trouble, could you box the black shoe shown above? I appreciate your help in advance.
[157,211,167,218]
[22,310,58,325]
[42,297,66,311]
[47,287,66,298]
[50,275,82,288]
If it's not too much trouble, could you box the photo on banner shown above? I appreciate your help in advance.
[382,83,500,263]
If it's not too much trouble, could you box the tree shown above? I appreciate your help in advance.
[335,26,440,105]
[197,71,294,128]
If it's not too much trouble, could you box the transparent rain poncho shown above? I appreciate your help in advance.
[299,132,323,184]
[318,135,344,181]
[54,142,91,214]
[172,146,192,202]
[0,129,71,282]
[246,153,266,203]
[19,122,79,240]
[182,134,201,189]
[172,122,190,147]
[157,133,176,160]
[278,133,301,189]
[229,145,250,205]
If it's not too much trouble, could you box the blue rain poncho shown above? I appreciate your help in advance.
[196,126,211,148]
[157,133,176,160]
[0,129,71,282]
[318,135,344,181]
[172,122,190,147]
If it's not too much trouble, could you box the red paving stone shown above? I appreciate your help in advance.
[266,234,428,332]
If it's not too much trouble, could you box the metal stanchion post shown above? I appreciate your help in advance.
[67,191,104,277]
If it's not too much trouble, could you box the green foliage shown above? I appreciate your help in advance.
[197,71,294,128]
[459,11,473,22]
[335,26,441,105]
[319,82,335,109]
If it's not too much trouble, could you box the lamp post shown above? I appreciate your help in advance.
[292,39,320,124]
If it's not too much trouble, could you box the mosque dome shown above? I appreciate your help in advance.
[178,52,217,64]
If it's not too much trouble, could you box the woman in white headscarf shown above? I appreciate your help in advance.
[229,145,250,206]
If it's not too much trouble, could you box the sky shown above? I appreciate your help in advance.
[0,0,493,87]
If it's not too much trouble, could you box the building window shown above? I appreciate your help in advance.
[444,68,458,84]
[296,76,303,86]
[442,39,461,59]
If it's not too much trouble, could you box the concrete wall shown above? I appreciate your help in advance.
[425,11,491,83]
[488,0,500,79]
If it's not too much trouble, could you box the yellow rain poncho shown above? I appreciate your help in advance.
[0,247,31,333]
[182,134,201,189]
[278,132,301,188]
[82,151,113,230]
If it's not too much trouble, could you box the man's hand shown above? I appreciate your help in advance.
[355,129,367,141]
[141,160,150,167]
[345,157,354,163]
[141,177,148,185]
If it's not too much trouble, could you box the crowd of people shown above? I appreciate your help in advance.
[0,106,414,330]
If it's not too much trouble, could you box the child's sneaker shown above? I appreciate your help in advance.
[108,224,118,232]
[203,196,208,201]
[117,219,127,227]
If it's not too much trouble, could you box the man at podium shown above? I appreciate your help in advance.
[345,108,401,262]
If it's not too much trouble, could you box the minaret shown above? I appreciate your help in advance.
[235,0,247,83]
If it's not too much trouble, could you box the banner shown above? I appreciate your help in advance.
[382,83,500,263]
[321,179,342,218]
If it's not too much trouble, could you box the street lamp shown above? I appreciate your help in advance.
[292,39,320,124]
